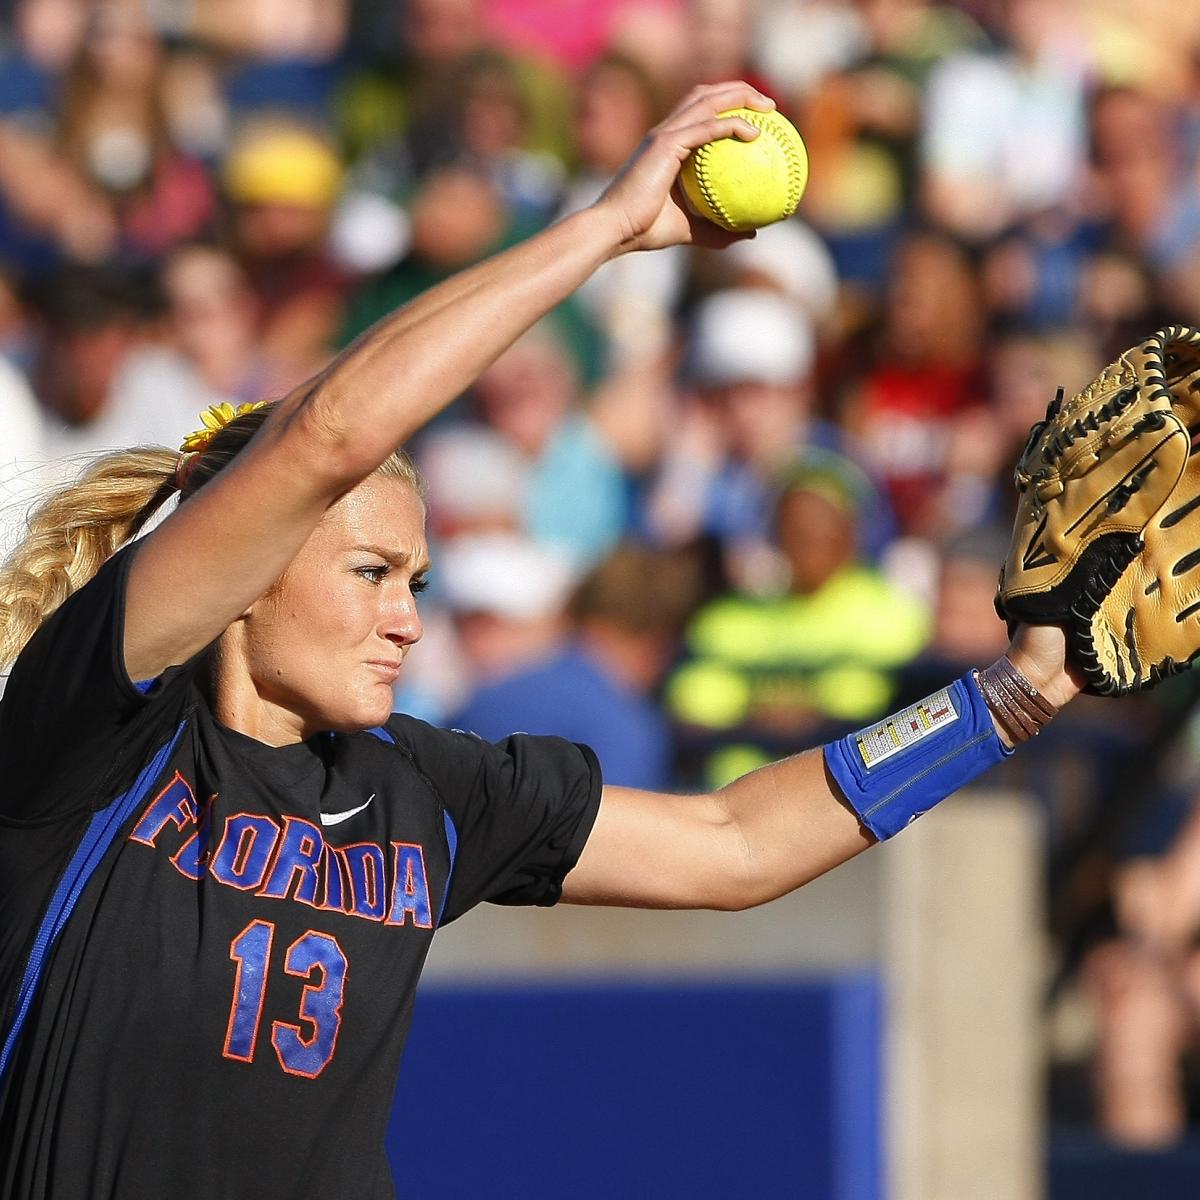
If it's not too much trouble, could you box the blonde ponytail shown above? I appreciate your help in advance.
[0,448,178,669]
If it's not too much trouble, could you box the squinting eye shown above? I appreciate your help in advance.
[356,565,389,584]
[411,575,430,595]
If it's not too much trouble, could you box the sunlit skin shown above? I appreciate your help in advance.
[211,476,430,746]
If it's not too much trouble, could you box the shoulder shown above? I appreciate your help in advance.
[382,710,600,784]
[380,712,479,752]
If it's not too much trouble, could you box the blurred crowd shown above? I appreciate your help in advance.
[4,0,1200,1149]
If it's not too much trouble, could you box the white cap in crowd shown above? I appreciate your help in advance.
[419,426,528,532]
[437,532,579,622]
[687,288,816,388]
[722,219,839,323]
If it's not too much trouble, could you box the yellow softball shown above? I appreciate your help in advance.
[680,108,809,233]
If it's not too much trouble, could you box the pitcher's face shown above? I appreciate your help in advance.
[239,477,430,737]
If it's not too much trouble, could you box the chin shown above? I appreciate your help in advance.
[349,689,397,733]
[302,688,392,736]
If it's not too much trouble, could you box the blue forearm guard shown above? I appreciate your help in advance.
[823,672,1012,841]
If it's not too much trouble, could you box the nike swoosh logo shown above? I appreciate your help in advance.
[320,795,376,826]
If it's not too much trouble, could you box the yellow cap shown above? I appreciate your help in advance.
[224,125,344,209]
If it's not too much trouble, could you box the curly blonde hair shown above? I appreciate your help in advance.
[0,405,421,671]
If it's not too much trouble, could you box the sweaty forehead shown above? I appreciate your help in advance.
[320,477,429,559]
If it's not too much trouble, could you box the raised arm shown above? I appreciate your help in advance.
[123,83,774,681]
[562,625,1083,910]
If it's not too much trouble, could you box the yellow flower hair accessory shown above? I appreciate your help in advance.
[179,401,269,455]
[175,401,269,490]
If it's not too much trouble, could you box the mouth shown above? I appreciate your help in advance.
[367,660,403,684]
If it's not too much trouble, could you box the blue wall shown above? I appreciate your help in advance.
[389,975,883,1200]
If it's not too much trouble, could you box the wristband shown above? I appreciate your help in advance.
[823,671,1012,841]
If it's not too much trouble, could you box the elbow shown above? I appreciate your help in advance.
[710,876,780,913]
[709,799,775,913]
[282,386,382,491]
[710,869,812,913]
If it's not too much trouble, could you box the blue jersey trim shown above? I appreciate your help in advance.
[0,720,187,1082]
[437,810,459,927]
[366,725,457,926]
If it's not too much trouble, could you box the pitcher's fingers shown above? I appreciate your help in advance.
[654,111,762,157]
[656,81,775,133]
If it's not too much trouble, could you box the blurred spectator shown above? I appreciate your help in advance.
[683,0,768,91]
[753,0,868,100]
[340,161,522,344]
[1084,796,1200,1147]
[57,2,216,258]
[984,326,1102,503]
[691,216,841,336]
[920,0,1089,242]
[157,48,229,165]
[483,0,689,79]
[0,115,118,269]
[454,51,565,227]
[190,0,348,62]
[667,452,928,788]
[187,0,348,126]
[839,229,995,538]
[0,267,38,376]
[337,0,573,178]
[853,0,987,94]
[419,424,528,544]
[557,53,685,365]
[31,263,160,459]
[649,287,892,591]
[159,244,279,398]
[222,116,351,383]
[438,530,579,684]
[471,320,628,569]
[1076,249,1173,360]
[103,243,285,453]
[979,215,1102,334]
[0,0,88,121]
[451,542,698,789]
[796,0,986,288]
[1086,85,1200,326]
[389,428,530,724]
[845,0,989,200]
[894,524,1012,703]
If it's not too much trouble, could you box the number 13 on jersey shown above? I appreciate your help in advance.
[224,919,347,1078]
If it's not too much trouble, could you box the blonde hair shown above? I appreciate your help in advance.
[0,404,421,671]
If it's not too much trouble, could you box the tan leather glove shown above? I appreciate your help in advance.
[998,325,1200,694]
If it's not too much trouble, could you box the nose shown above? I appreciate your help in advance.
[381,593,423,649]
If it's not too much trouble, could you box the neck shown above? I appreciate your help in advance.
[209,642,308,746]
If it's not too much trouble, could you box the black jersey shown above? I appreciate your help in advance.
[0,546,602,1199]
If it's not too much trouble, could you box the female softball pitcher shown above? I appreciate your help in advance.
[0,83,1079,1199]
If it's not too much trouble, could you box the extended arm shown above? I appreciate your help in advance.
[563,625,1082,910]
[123,83,772,681]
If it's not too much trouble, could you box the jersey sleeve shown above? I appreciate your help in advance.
[0,545,193,822]
[387,716,603,924]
